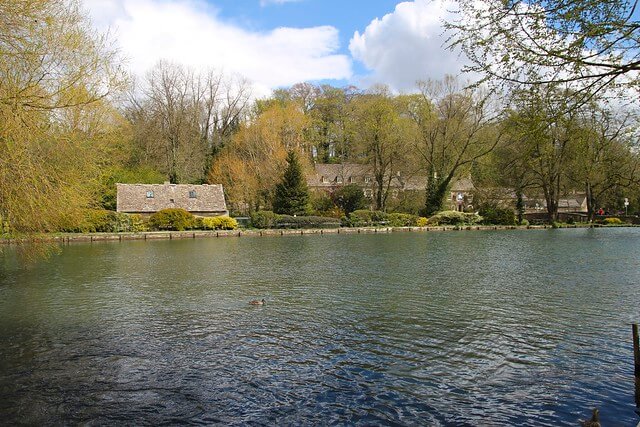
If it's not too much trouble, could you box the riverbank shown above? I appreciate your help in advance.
[2,223,638,245]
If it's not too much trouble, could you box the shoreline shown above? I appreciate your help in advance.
[1,223,638,245]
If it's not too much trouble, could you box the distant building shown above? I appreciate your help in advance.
[116,183,228,216]
[307,163,476,211]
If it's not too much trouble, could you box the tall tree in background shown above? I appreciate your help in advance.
[0,0,126,233]
[403,77,501,215]
[273,150,310,215]
[128,61,250,184]
[350,89,413,211]
[447,0,640,102]
[208,102,310,213]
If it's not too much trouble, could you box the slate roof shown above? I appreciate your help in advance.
[116,183,228,214]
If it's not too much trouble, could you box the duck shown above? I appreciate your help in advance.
[249,298,266,305]
[580,408,600,427]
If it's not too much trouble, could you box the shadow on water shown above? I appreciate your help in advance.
[1,228,640,425]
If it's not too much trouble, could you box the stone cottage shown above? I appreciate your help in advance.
[116,183,228,216]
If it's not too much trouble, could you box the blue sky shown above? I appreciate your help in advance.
[84,0,465,95]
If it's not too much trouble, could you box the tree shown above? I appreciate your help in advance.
[502,86,582,222]
[402,76,501,215]
[350,89,413,211]
[208,102,310,214]
[0,0,126,233]
[447,0,640,101]
[564,105,639,220]
[128,61,250,184]
[273,150,310,215]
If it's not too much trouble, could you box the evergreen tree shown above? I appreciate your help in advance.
[273,150,309,215]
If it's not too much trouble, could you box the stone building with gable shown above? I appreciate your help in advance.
[116,183,228,216]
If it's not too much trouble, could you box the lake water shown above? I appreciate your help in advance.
[1,228,639,426]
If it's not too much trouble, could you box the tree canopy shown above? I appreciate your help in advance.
[447,0,640,100]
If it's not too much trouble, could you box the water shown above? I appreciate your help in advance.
[1,228,639,426]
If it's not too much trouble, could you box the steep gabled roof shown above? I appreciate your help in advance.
[116,183,227,214]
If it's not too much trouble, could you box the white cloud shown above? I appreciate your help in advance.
[349,0,470,92]
[82,0,351,96]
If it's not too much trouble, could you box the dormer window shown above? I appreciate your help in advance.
[189,190,197,199]
[146,190,154,198]
[364,176,371,183]
[336,176,343,184]
[349,176,354,183]
[321,176,327,183]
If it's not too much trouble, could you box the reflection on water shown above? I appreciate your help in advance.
[1,228,640,425]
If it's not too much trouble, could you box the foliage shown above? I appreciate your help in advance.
[447,0,640,101]
[347,210,389,227]
[603,217,623,225]
[478,205,516,225]
[310,192,337,215]
[520,219,530,226]
[386,213,418,227]
[248,210,339,229]
[0,0,126,234]
[427,211,483,226]
[273,150,310,215]
[250,211,279,229]
[62,210,147,233]
[416,217,429,227]
[148,209,196,231]
[208,101,310,214]
[332,184,368,215]
[201,216,238,230]
[275,215,341,229]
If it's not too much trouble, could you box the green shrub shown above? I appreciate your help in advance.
[333,184,368,215]
[604,217,623,225]
[275,215,341,229]
[149,208,196,231]
[250,210,279,229]
[348,210,388,227]
[427,210,483,226]
[519,219,529,226]
[478,206,516,225]
[387,213,418,227]
[202,216,238,230]
[416,217,428,227]
[310,192,336,215]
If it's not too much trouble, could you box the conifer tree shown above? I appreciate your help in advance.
[273,150,309,215]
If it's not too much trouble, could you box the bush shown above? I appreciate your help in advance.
[478,206,516,225]
[201,216,238,230]
[333,184,368,215]
[149,208,196,231]
[416,217,428,227]
[427,211,483,226]
[61,210,148,233]
[348,210,388,227]
[310,193,336,215]
[275,215,341,229]
[604,217,623,225]
[250,210,279,229]
[519,219,529,226]
[387,213,418,227]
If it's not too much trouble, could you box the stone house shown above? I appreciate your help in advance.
[116,183,228,216]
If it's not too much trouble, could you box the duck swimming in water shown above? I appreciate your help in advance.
[249,298,266,305]
[580,408,600,427]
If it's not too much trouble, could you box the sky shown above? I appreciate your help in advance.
[83,0,467,96]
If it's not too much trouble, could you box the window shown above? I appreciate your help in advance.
[146,191,154,199]
[336,176,343,184]
[348,176,354,183]
[364,176,371,183]
[189,190,197,199]
[321,176,327,183]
